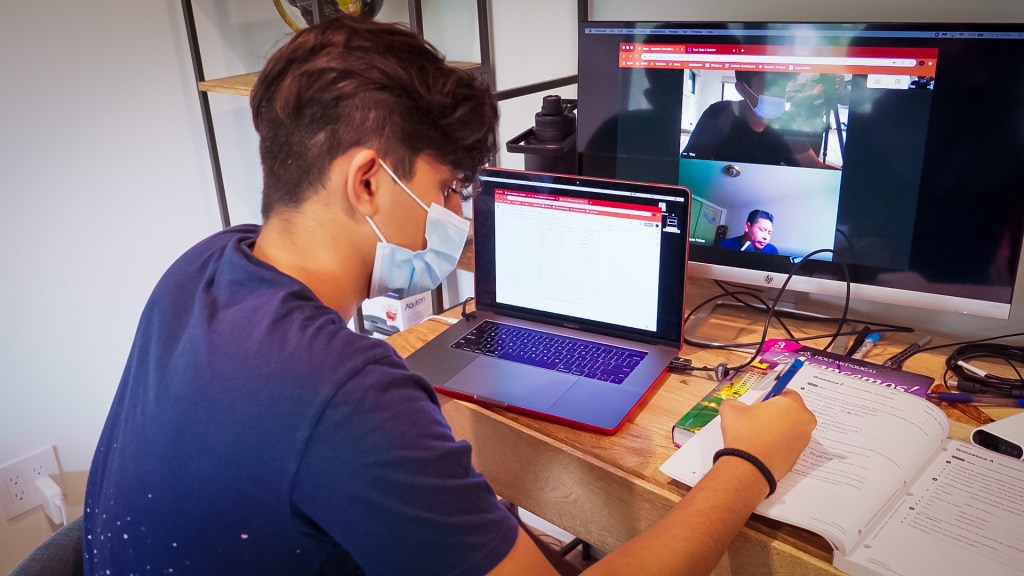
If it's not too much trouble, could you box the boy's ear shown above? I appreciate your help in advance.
[338,148,382,218]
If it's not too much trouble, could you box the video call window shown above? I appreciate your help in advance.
[615,41,939,262]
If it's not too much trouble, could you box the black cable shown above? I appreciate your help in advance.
[686,248,852,352]
[460,296,477,321]
[683,267,1024,394]
[705,280,915,334]
[712,280,798,340]
[687,327,908,353]
[684,264,919,356]
[941,341,1024,397]
[922,336,1024,401]
[439,296,470,314]
[438,296,478,321]
[683,291,801,339]
[681,248,851,378]
[898,331,1024,366]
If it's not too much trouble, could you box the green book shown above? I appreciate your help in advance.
[671,359,776,446]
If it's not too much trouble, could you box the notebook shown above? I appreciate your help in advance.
[404,168,691,434]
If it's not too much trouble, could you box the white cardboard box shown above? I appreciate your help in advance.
[360,292,433,336]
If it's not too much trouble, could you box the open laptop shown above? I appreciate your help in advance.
[405,168,691,434]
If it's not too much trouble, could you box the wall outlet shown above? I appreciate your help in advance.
[0,446,61,520]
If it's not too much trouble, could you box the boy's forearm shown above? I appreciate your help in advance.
[582,457,768,576]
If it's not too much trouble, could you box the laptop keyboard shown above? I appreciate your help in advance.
[450,320,647,384]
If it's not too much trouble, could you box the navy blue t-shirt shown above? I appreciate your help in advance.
[84,225,518,575]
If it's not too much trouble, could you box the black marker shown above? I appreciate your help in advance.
[881,335,931,368]
[845,326,871,357]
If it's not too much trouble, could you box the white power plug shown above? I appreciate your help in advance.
[33,475,67,526]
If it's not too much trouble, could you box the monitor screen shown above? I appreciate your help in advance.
[578,22,1024,319]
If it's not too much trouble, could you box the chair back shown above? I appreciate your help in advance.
[10,515,84,576]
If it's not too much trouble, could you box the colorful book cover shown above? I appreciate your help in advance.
[672,339,935,446]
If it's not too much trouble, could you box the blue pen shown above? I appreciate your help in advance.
[763,358,805,402]
[925,392,1024,407]
[850,332,881,360]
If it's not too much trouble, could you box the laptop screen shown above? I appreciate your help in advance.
[474,169,690,346]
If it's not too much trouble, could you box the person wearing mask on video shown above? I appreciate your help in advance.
[84,15,814,576]
[682,71,799,167]
[719,209,780,254]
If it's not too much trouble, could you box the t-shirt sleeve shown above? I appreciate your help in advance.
[290,350,519,575]
[683,100,732,158]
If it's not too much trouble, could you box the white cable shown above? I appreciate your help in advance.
[956,360,989,378]
[423,315,458,325]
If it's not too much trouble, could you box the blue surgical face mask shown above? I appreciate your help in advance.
[365,161,470,299]
[750,93,788,120]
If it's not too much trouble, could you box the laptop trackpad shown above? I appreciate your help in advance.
[444,358,577,412]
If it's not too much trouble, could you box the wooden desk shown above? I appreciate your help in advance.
[387,306,1020,574]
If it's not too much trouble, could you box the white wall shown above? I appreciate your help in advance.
[0,0,291,569]
[0,0,224,568]
[2,0,1023,570]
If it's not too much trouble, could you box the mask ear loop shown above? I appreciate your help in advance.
[365,216,387,243]
[378,160,430,212]
[735,81,755,109]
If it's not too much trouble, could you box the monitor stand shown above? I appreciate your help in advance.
[684,288,843,353]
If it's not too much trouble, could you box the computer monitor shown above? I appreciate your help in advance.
[578,21,1024,319]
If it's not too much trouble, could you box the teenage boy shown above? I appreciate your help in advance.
[85,15,815,575]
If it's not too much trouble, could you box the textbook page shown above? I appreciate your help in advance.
[660,364,949,555]
[837,438,1024,576]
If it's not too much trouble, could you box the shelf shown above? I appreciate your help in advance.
[197,72,259,96]
[197,62,482,97]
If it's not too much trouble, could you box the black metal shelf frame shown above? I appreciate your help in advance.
[180,0,590,228]
[180,0,590,327]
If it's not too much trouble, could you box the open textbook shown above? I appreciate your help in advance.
[671,339,934,445]
[660,364,1024,576]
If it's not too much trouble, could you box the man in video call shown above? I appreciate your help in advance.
[682,71,799,167]
[718,209,780,254]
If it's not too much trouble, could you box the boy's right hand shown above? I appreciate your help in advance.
[719,390,816,481]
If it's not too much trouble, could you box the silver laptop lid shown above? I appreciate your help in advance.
[473,168,690,348]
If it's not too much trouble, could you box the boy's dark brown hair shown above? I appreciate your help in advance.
[251,15,498,218]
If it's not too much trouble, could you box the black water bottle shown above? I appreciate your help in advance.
[506,95,578,175]
[533,95,575,143]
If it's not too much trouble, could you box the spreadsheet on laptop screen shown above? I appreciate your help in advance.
[493,189,664,331]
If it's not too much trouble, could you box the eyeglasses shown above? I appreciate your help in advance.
[380,156,476,203]
[444,180,478,202]
[442,181,460,202]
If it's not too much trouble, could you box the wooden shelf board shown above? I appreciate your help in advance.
[197,72,259,96]
[197,62,482,97]
[448,61,482,72]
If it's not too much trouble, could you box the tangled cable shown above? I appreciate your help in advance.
[944,343,1024,397]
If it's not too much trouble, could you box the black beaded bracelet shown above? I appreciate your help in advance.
[713,448,778,498]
